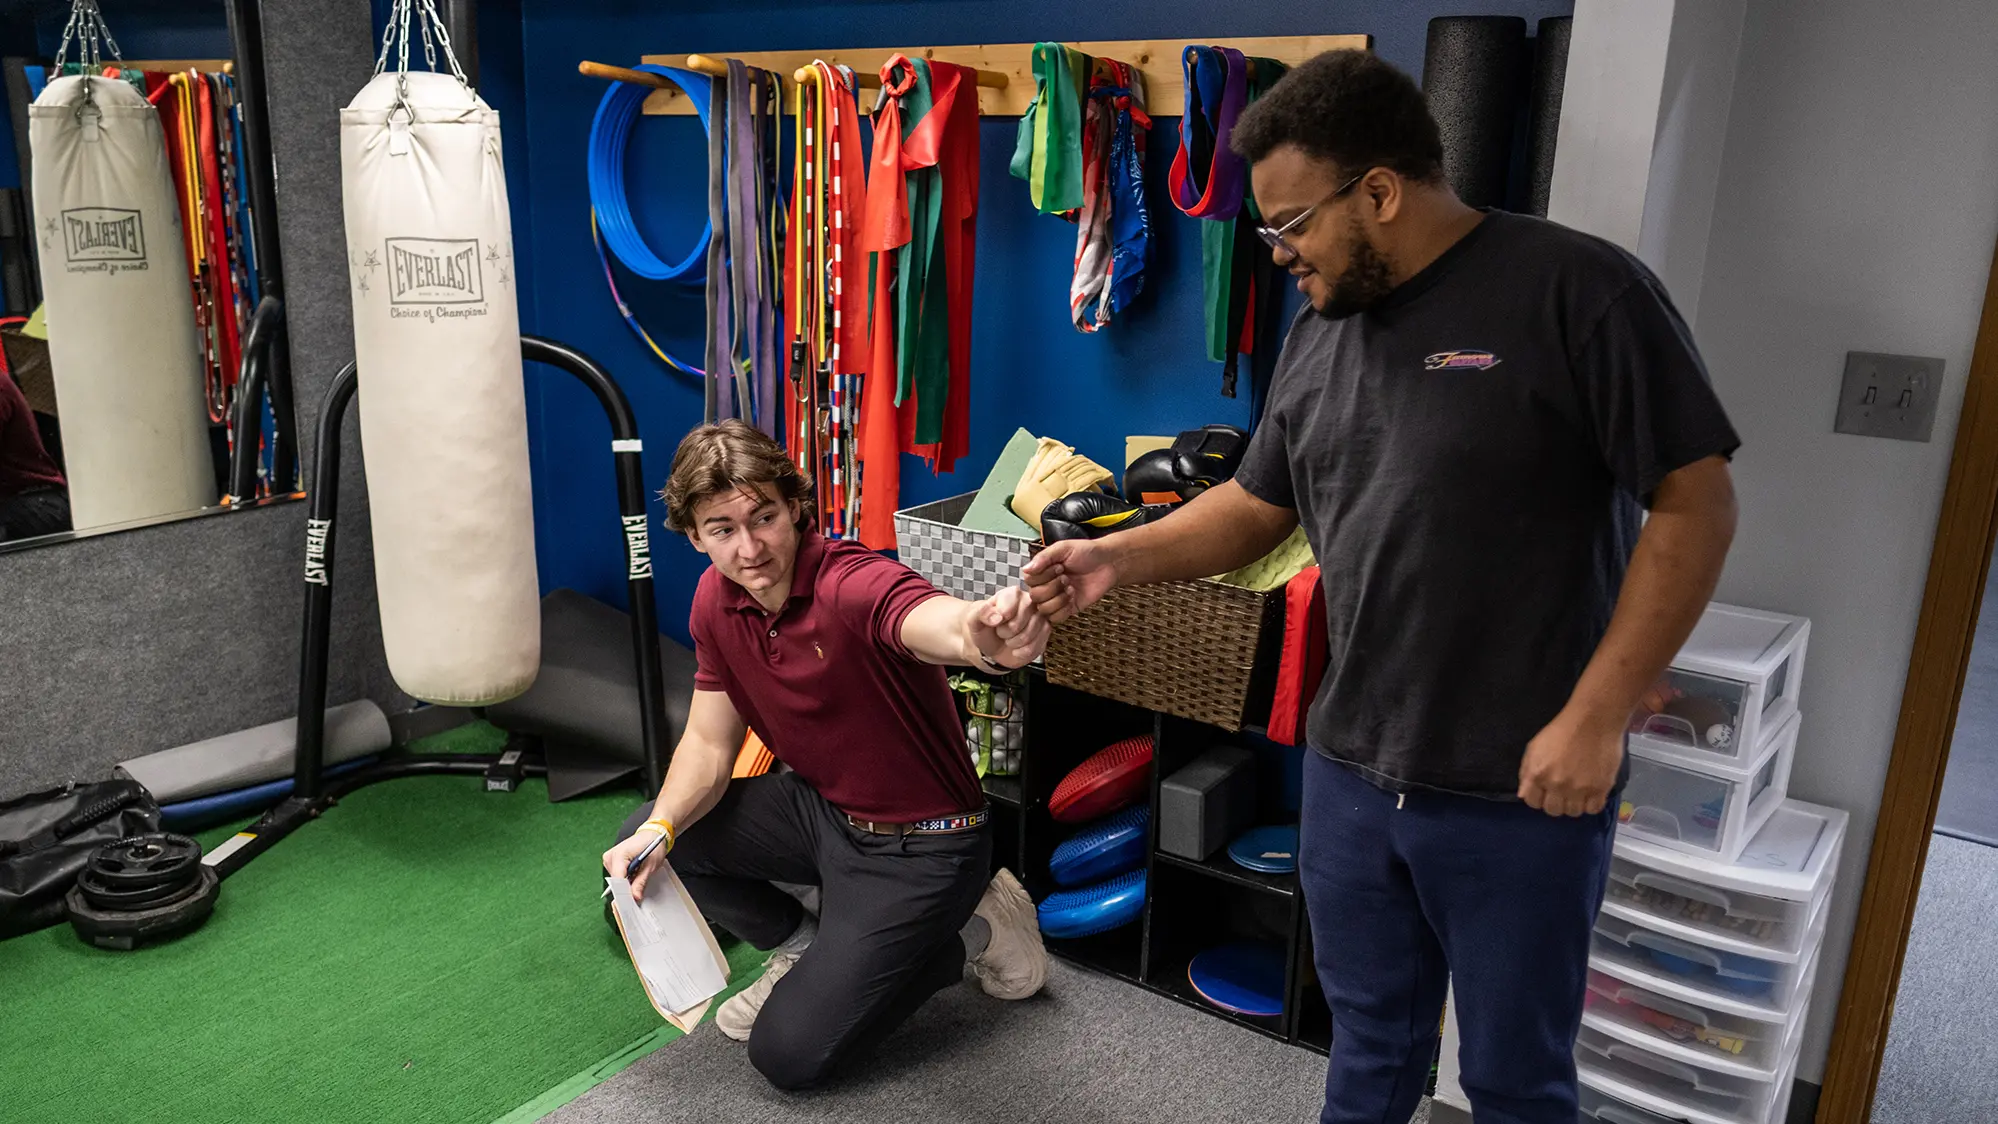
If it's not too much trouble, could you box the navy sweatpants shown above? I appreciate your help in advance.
[1300,750,1616,1124]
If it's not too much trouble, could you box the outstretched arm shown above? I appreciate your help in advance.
[1022,481,1299,622]
[898,586,1050,670]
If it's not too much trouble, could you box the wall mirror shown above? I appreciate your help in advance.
[0,0,292,553]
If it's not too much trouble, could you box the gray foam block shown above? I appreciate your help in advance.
[118,699,391,804]
[1160,745,1256,861]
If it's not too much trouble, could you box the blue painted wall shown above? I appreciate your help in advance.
[27,0,233,59]
[0,0,233,189]
[500,0,1573,645]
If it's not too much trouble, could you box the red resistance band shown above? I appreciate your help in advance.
[854,57,979,552]
[1266,565,1327,747]
[144,69,244,425]
[782,65,870,538]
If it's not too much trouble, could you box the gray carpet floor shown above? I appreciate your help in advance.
[1873,834,1998,1122]
[1934,542,1998,845]
[548,959,1419,1124]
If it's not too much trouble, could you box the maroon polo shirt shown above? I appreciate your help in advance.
[0,373,64,499]
[689,531,984,823]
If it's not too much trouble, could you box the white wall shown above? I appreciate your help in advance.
[1692,0,1998,1082]
[1547,0,1676,250]
[1635,0,1747,321]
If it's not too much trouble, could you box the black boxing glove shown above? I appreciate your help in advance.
[1041,492,1175,543]
[1123,448,1187,506]
[1169,424,1250,492]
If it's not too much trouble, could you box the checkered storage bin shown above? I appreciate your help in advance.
[894,493,1035,603]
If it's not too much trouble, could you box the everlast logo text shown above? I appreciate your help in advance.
[63,207,145,262]
[385,237,484,304]
[304,518,332,585]
[622,514,653,580]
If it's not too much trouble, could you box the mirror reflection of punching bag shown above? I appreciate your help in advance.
[30,76,216,530]
[341,58,539,706]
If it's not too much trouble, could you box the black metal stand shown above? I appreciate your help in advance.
[208,336,667,881]
[223,0,296,494]
[223,295,293,503]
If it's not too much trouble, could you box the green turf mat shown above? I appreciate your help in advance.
[0,749,766,1124]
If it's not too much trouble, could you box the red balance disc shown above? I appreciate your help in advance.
[1049,734,1154,823]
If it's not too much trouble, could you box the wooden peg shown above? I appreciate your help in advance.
[683,54,730,78]
[791,64,882,90]
[577,60,680,91]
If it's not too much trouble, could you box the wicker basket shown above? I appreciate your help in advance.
[894,492,1035,603]
[1044,572,1285,732]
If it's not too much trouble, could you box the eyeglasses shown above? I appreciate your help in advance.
[1254,169,1371,259]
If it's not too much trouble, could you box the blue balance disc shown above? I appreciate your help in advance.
[1039,869,1146,939]
[1050,805,1150,887]
[1227,824,1300,874]
[1188,941,1288,1017]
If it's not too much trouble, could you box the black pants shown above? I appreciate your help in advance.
[616,772,990,1090]
[0,486,70,542]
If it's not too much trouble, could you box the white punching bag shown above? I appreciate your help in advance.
[30,75,215,530]
[341,64,539,706]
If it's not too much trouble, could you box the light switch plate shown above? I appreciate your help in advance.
[1834,351,1943,442]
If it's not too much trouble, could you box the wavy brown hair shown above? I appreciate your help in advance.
[662,420,817,534]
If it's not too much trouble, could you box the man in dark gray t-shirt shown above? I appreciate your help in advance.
[1025,51,1739,1124]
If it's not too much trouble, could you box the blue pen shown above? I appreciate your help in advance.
[626,831,666,878]
[603,831,668,898]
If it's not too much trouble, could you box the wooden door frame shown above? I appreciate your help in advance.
[1817,237,1998,1120]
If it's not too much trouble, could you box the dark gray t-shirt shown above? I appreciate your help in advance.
[1234,211,1739,797]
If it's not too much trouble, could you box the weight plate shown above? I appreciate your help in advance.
[87,833,203,889]
[75,864,201,910]
[66,865,220,951]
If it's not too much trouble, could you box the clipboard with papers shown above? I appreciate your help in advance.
[605,859,732,1032]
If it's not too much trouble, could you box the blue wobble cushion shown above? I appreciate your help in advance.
[1188,940,1287,1017]
[1050,806,1150,887]
[1227,824,1300,874]
[1039,869,1147,939]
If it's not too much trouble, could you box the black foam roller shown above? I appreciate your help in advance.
[1422,16,1529,209]
[1526,16,1573,218]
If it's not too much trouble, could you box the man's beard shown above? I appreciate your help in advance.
[1312,216,1395,319]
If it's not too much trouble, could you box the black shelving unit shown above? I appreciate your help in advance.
[962,665,1331,1054]
[980,774,1022,809]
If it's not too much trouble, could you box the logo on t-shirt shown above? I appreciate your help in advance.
[1424,350,1502,371]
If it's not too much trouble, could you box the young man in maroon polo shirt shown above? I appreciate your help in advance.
[0,368,69,543]
[602,420,1051,1091]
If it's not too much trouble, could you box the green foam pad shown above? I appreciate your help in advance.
[958,427,1042,538]
[1213,526,1316,591]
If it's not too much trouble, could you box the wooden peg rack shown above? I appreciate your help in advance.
[631,35,1369,117]
[109,59,235,74]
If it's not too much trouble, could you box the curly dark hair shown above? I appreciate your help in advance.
[662,419,817,534]
[1230,50,1444,183]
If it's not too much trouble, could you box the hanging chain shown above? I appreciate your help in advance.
[52,0,124,74]
[370,0,471,91]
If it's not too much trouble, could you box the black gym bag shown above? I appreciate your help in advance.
[0,779,160,939]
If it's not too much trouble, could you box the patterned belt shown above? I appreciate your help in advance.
[847,807,991,836]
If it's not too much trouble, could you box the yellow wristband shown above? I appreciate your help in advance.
[636,818,676,851]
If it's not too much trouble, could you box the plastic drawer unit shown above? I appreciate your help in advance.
[1584,970,1793,1077]
[1578,1046,1801,1124]
[1576,1016,1804,1124]
[1590,905,1827,1022]
[1606,799,1847,960]
[1619,710,1798,861]
[1629,603,1808,764]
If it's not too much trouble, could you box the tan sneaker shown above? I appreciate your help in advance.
[715,950,799,1041]
[969,869,1047,1000]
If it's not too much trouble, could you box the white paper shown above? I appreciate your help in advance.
[607,867,728,1015]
